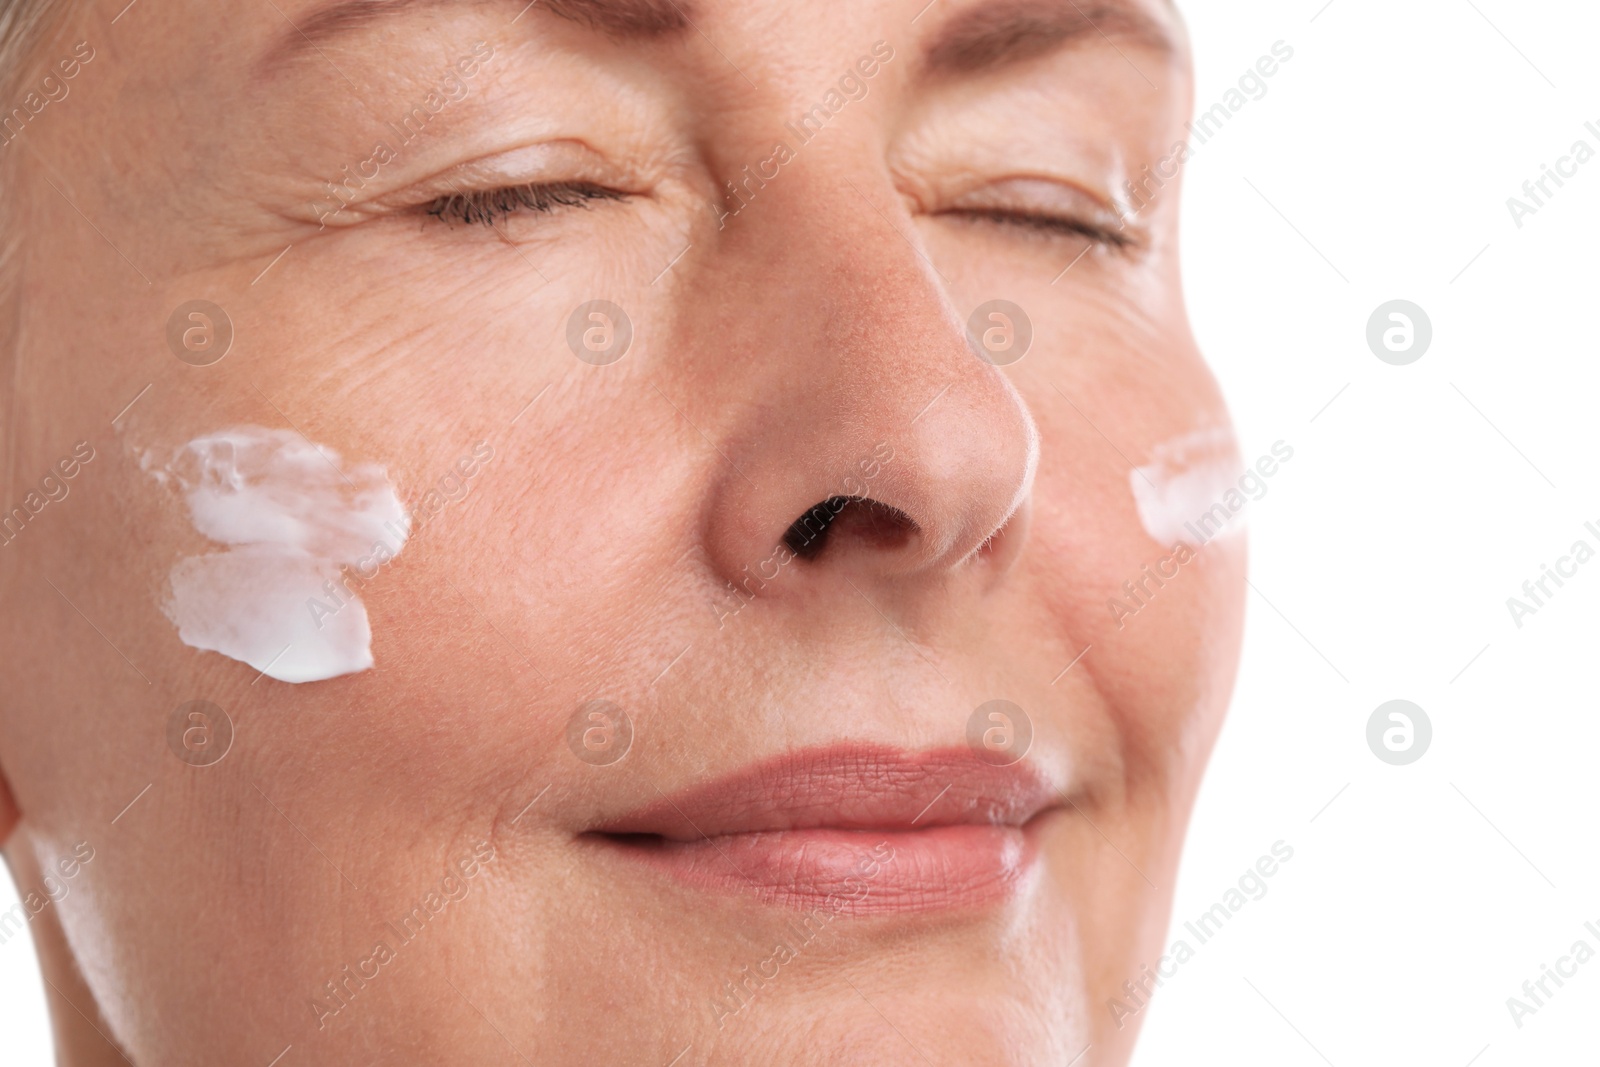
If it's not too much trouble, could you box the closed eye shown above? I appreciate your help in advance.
[945,207,1139,252]
[424,181,629,226]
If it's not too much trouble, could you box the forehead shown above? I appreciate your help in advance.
[250,0,1187,79]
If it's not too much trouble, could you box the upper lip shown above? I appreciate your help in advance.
[593,743,1062,841]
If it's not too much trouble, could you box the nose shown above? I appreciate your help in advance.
[683,166,1039,593]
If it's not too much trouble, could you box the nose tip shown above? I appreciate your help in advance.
[698,344,1040,592]
[853,379,1039,573]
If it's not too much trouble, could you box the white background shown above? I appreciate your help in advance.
[4,0,1597,1063]
[1136,0,1600,1064]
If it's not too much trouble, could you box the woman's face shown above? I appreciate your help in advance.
[0,0,1244,1062]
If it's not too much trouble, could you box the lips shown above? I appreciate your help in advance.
[587,744,1063,914]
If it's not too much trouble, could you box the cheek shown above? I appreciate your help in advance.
[1019,322,1243,788]
[129,427,411,686]
[1127,427,1241,547]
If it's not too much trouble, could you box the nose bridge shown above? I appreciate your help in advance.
[681,161,1039,588]
[716,167,982,433]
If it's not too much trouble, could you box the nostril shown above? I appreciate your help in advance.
[782,497,919,560]
[782,498,851,560]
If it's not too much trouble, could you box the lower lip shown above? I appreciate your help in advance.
[595,823,1039,915]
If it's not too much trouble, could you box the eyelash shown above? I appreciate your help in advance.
[952,208,1139,252]
[424,181,627,226]
[419,182,1136,252]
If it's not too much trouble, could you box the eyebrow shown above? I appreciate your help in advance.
[922,0,1178,75]
[265,0,690,69]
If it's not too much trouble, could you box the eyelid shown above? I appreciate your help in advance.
[946,176,1124,224]
[939,176,1144,249]
[368,139,643,213]
[949,207,1139,250]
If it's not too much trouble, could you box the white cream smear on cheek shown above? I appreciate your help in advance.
[1129,428,1242,547]
[151,427,409,683]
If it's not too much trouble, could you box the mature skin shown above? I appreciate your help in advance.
[0,0,1243,1063]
